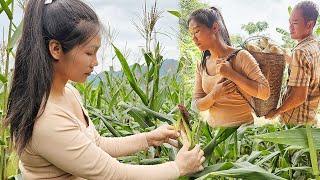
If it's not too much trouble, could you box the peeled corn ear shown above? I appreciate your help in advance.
[262,44,271,53]
[259,37,269,49]
[269,45,283,54]
[246,43,262,52]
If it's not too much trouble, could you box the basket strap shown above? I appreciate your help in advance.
[225,49,258,115]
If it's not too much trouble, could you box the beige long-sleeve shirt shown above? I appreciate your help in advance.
[193,50,270,127]
[19,84,180,180]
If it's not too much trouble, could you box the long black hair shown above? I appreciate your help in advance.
[3,0,101,155]
[188,7,231,69]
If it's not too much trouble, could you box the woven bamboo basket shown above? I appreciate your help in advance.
[249,51,285,117]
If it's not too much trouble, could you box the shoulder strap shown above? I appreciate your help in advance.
[226,49,242,62]
[226,49,259,116]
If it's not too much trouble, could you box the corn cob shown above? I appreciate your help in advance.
[174,104,194,149]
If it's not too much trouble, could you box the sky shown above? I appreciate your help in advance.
[202,0,320,41]
[1,0,319,73]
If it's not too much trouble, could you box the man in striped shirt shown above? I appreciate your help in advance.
[266,1,320,125]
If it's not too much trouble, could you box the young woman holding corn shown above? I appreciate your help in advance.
[189,7,271,127]
[3,0,205,179]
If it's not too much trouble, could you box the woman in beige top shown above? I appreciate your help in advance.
[188,7,270,127]
[3,0,205,179]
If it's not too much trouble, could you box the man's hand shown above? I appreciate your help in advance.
[265,108,280,119]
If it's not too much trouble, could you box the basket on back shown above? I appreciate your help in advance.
[248,51,285,117]
[240,36,287,117]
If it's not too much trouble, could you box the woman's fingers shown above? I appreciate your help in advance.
[200,156,206,164]
[222,80,237,94]
[165,124,175,130]
[198,150,204,159]
[222,79,233,86]
[164,129,180,139]
[192,144,201,153]
[167,139,179,148]
[225,82,236,89]
[198,165,204,171]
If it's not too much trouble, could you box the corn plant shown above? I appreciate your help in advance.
[1,0,24,179]
[1,0,320,179]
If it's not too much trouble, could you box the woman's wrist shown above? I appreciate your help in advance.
[209,89,217,100]
[174,160,185,176]
[145,132,153,147]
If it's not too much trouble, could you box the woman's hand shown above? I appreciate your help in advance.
[211,79,237,100]
[175,143,205,176]
[216,59,236,79]
[146,124,180,147]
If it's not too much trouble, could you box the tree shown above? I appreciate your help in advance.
[241,21,269,35]
[178,0,208,73]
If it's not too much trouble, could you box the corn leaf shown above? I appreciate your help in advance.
[196,162,286,180]
[149,63,160,110]
[127,108,149,129]
[0,0,12,19]
[89,110,121,137]
[0,74,7,83]
[112,44,148,105]
[204,127,238,158]
[256,151,280,166]
[167,10,181,18]
[137,104,175,124]
[275,166,312,174]
[119,102,155,127]
[8,21,23,50]
[255,128,320,149]
[0,0,12,14]
[143,52,154,67]
[0,139,5,146]
[190,162,234,178]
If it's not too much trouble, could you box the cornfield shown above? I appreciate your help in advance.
[1,0,320,180]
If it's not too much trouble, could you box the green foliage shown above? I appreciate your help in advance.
[241,21,269,35]
[2,1,320,179]
[178,0,208,79]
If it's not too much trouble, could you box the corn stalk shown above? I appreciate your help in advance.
[0,0,15,179]
[204,127,238,158]
[306,125,320,180]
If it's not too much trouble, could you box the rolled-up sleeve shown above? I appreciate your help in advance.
[32,114,180,180]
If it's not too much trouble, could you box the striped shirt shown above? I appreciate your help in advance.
[281,34,320,125]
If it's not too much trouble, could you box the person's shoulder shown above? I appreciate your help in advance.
[31,105,80,153]
[237,49,252,58]
[65,82,83,103]
[66,83,81,96]
[295,36,319,54]
[235,49,255,63]
[33,104,78,137]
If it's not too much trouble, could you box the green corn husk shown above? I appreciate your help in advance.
[174,104,194,149]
